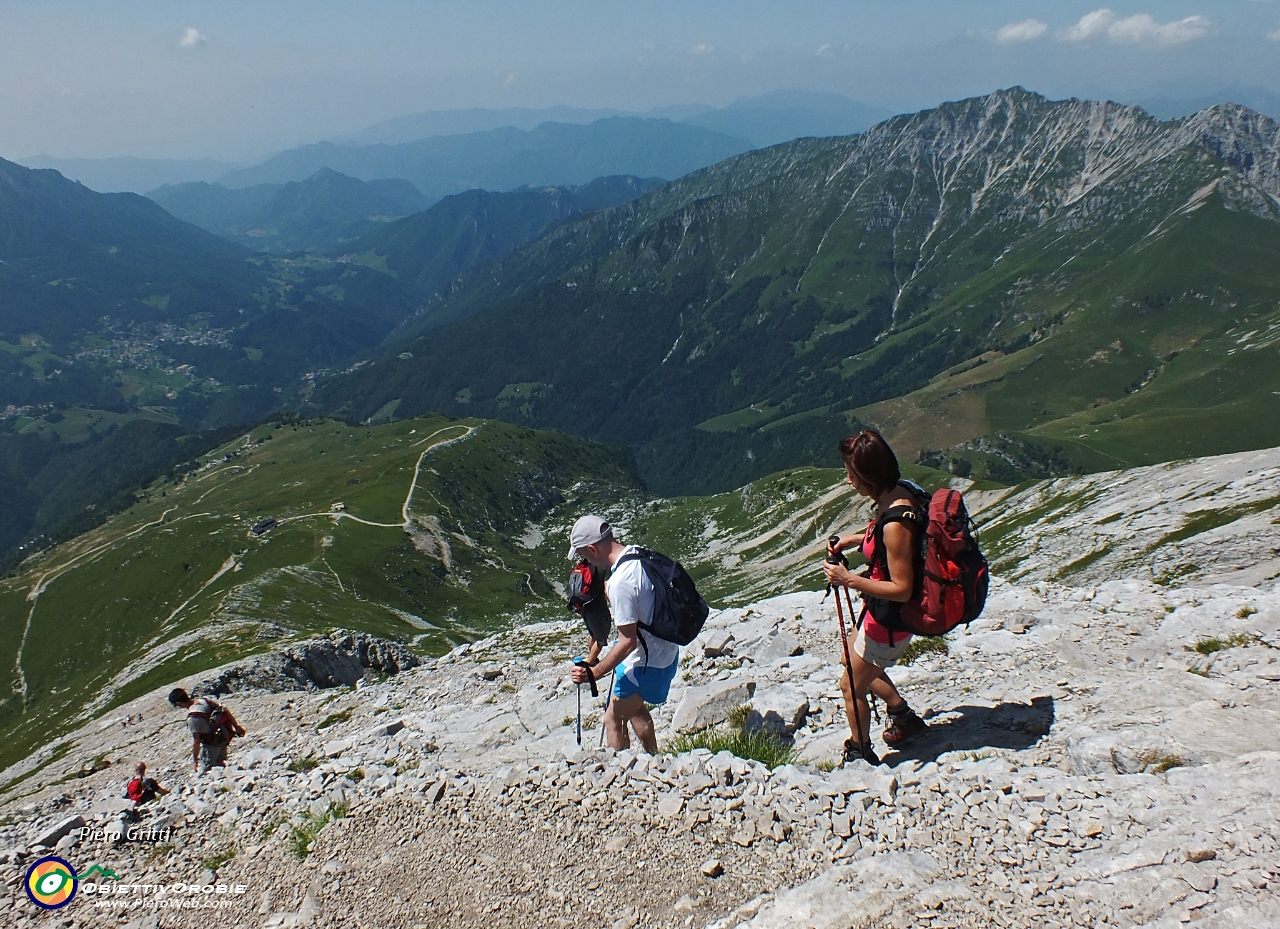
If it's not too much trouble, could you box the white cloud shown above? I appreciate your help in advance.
[692,43,714,55]
[176,27,206,49]
[1062,9,1213,46]
[995,19,1049,43]
[816,42,832,57]
[1268,27,1280,41]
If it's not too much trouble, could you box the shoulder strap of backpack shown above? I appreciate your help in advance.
[871,503,928,602]
[872,505,922,559]
[613,547,651,567]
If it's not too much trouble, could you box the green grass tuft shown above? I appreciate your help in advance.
[286,755,321,773]
[1186,633,1255,655]
[316,708,353,730]
[260,814,288,841]
[666,705,797,770]
[202,846,237,871]
[1138,750,1185,774]
[287,800,349,859]
[900,636,949,665]
[725,703,753,730]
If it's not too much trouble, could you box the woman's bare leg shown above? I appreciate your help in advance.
[839,654,904,743]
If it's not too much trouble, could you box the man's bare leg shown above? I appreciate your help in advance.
[605,694,657,752]
[604,693,635,750]
[628,704,657,754]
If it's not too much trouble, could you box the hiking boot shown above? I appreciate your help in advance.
[883,710,928,746]
[843,737,881,766]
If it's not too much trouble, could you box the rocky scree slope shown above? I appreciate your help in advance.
[0,580,1276,928]
[313,88,1280,492]
[2,447,1279,927]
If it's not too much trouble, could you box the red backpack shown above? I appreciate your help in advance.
[867,483,989,638]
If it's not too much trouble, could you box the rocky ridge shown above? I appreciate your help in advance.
[1,570,1277,928]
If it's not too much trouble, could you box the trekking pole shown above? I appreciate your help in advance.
[828,535,864,760]
[598,684,612,749]
[572,658,597,748]
[841,580,880,724]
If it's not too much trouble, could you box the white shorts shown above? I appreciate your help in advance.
[850,626,912,669]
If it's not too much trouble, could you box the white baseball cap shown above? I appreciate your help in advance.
[568,514,613,558]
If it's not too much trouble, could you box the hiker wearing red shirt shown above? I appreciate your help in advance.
[124,761,169,805]
[823,430,930,765]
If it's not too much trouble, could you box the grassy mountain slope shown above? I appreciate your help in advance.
[0,157,417,414]
[217,118,752,198]
[0,414,643,770]
[863,189,1280,480]
[307,89,1280,494]
[0,157,426,563]
[148,169,431,254]
[343,175,665,299]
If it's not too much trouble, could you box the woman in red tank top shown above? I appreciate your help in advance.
[822,430,929,764]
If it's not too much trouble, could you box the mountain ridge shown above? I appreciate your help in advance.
[216,117,752,198]
[147,168,432,254]
[307,88,1280,493]
[341,175,666,298]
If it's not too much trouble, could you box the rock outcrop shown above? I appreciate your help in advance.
[191,631,420,696]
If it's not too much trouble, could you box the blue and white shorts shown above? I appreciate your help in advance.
[613,659,678,704]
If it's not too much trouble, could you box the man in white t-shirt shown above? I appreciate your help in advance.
[568,514,679,753]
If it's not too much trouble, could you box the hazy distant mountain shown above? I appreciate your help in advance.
[16,155,240,194]
[1136,85,1280,122]
[342,106,633,146]
[682,90,892,147]
[342,92,887,150]
[148,168,430,254]
[217,118,752,195]
[343,175,665,298]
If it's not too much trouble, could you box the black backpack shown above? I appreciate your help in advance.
[614,548,709,646]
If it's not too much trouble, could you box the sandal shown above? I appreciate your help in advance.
[883,711,928,746]
[843,738,881,766]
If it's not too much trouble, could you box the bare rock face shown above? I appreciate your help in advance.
[192,630,420,696]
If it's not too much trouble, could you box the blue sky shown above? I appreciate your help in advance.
[1,1,1277,161]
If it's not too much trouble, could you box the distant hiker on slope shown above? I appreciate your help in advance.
[823,430,931,765]
[124,761,169,806]
[168,688,246,773]
[568,515,709,752]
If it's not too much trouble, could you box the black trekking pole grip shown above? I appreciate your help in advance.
[827,534,848,566]
[825,534,848,596]
[574,658,598,698]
